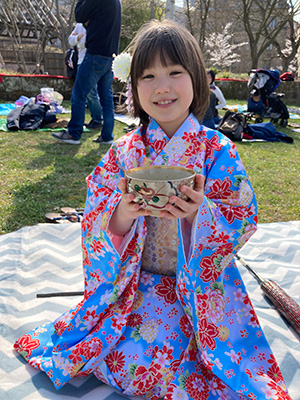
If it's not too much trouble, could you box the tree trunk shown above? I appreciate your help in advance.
[165,0,175,20]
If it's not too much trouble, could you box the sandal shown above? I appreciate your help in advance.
[45,213,72,224]
[60,207,84,215]
[60,207,83,222]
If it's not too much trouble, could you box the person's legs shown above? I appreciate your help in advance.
[86,84,103,124]
[67,54,102,140]
[97,64,114,142]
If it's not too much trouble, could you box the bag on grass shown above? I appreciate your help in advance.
[7,102,51,130]
[217,111,248,141]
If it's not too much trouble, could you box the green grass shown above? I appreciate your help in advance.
[0,100,299,234]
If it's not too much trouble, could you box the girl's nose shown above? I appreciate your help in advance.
[155,77,170,94]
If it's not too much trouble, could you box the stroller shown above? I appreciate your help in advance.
[247,69,289,127]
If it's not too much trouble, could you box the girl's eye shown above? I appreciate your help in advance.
[142,74,154,80]
[170,70,182,76]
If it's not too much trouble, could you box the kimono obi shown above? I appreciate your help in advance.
[141,216,177,277]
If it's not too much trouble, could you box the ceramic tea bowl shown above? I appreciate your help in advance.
[126,166,195,217]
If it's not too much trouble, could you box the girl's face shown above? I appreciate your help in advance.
[137,55,193,138]
[207,73,213,85]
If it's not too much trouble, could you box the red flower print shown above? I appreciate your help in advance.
[203,136,223,160]
[132,365,157,394]
[14,334,40,358]
[245,368,253,378]
[267,362,284,383]
[102,149,120,173]
[265,381,291,399]
[179,314,194,338]
[105,350,126,373]
[82,243,92,267]
[91,201,107,218]
[68,347,84,364]
[82,215,94,235]
[199,255,221,283]
[206,177,233,200]
[184,140,202,157]
[90,240,104,254]
[121,232,139,261]
[185,372,209,400]
[152,138,167,154]
[197,316,218,350]
[54,320,68,336]
[155,276,177,304]
[164,383,177,400]
[128,313,143,328]
[218,204,245,224]
[249,309,259,327]
[196,293,209,316]
[89,337,103,358]
[216,242,233,258]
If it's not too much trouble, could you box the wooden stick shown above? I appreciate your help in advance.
[36,291,84,298]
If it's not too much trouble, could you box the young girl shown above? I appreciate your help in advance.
[14,20,291,400]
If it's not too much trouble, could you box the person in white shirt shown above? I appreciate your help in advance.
[68,23,103,130]
[207,69,226,124]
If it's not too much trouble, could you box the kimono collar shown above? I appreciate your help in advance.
[144,114,201,166]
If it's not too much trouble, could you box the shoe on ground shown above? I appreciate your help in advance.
[93,135,114,144]
[85,120,103,129]
[52,130,80,144]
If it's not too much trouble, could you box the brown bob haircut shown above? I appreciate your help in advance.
[129,19,209,126]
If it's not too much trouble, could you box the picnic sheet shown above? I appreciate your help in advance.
[0,221,299,400]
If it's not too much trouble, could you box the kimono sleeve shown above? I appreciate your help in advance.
[183,134,257,286]
[81,143,146,279]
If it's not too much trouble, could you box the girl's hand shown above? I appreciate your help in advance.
[160,174,205,225]
[108,178,150,236]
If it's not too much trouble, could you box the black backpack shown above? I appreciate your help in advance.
[217,111,248,141]
[65,46,78,80]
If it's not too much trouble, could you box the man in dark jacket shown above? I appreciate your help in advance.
[52,0,122,144]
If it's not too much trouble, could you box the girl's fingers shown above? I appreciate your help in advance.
[118,177,128,194]
[181,174,205,201]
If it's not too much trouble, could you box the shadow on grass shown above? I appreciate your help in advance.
[3,132,110,233]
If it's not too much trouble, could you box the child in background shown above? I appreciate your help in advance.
[207,69,226,124]
[14,20,291,400]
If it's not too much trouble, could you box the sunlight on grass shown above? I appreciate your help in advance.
[0,100,299,234]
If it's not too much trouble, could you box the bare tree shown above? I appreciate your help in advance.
[165,0,175,20]
[0,0,76,73]
[237,0,292,69]
[184,0,211,50]
[120,0,164,51]
[270,0,300,72]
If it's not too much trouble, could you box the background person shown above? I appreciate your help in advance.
[68,22,103,130]
[207,69,226,124]
[52,0,121,145]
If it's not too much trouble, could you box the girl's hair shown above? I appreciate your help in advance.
[207,69,216,84]
[129,20,209,126]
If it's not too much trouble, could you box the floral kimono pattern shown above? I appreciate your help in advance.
[14,114,291,400]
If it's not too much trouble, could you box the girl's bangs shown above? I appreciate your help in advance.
[134,34,184,77]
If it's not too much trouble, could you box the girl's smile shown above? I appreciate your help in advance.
[137,56,194,138]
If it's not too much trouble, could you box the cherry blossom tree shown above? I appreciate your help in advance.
[205,23,247,71]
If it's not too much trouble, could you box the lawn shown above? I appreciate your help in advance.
[0,100,299,234]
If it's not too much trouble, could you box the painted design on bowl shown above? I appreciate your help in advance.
[126,166,195,217]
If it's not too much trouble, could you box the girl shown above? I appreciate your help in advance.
[14,20,291,400]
